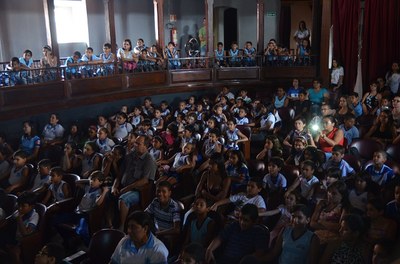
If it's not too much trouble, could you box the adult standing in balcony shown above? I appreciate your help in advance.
[330,59,344,107]
[40,45,59,81]
[199,17,207,57]
[293,21,310,48]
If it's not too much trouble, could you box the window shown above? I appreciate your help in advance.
[54,0,89,45]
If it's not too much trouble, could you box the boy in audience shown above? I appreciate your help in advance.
[6,57,27,85]
[364,150,394,186]
[292,89,311,119]
[80,47,99,78]
[243,41,256,66]
[30,159,52,194]
[42,167,71,205]
[322,145,355,178]
[64,51,82,79]
[98,43,115,76]
[262,157,287,192]
[385,180,400,229]
[206,204,268,264]
[338,113,359,146]
[349,92,363,118]
[286,160,319,202]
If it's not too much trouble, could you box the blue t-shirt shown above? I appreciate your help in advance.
[307,88,328,104]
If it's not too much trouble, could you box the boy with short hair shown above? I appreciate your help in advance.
[262,157,287,192]
[80,47,99,78]
[286,160,319,202]
[6,57,27,86]
[206,204,268,264]
[64,51,82,79]
[42,167,71,205]
[338,113,359,146]
[293,89,311,119]
[30,159,52,193]
[322,145,355,178]
[364,150,394,186]
[349,92,363,118]
[243,41,256,66]
[98,43,115,76]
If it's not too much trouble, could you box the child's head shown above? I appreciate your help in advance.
[326,168,341,186]
[331,145,345,163]
[97,115,107,126]
[245,41,253,49]
[97,127,109,140]
[116,112,128,125]
[73,51,81,61]
[141,119,151,130]
[193,197,208,216]
[85,47,94,57]
[89,170,106,188]
[268,157,284,176]
[49,113,60,125]
[167,41,176,49]
[366,197,385,220]
[327,180,347,204]
[246,177,263,197]
[264,135,281,150]
[63,142,76,155]
[156,180,172,204]
[228,150,245,167]
[137,38,145,47]
[49,167,63,184]
[182,142,195,155]
[239,203,259,230]
[186,113,196,125]
[154,108,162,118]
[111,144,125,160]
[291,204,311,227]
[144,97,152,107]
[284,190,299,208]
[238,107,247,118]
[22,120,36,136]
[208,153,225,174]
[184,125,195,138]
[239,89,248,97]
[293,136,307,152]
[10,57,20,69]
[38,159,52,176]
[181,243,206,264]
[298,90,307,101]
[83,141,98,156]
[276,87,285,97]
[23,49,32,60]
[381,96,391,107]
[207,117,217,129]
[394,181,400,204]
[103,43,111,53]
[231,41,238,50]
[13,150,28,167]
[301,160,315,179]
[293,116,307,132]
[160,100,169,110]
[354,172,369,192]
[208,128,220,143]
[372,150,387,166]
[152,136,164,149]
[17,191,36,215]
[343,114,356,129]
[227,119,237,130]
[43,45,52,54]
[87,125,97,139]
[349,92,359,104]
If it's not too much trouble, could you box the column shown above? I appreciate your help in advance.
[154,0,165,50]
[104,0,117,53]
[257,0,265,55]
[43,0,59,59]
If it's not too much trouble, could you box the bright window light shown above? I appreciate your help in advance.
[54,0,89,45]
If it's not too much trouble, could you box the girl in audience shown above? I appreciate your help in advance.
[310,181,348,244]
[285,136,307,166]
[197,128,223,174]
[157,142,196,185]
[60,142,79,173]
[97,114,112,136]
[315,115,344,157]
[149,136,164,162]
[225,149,250,193]
[272,87,289,109]
[365,198,397,244]
[117,39,138,72]
[202,117,218,140]
[348,171,371,214]
[96,127,115,154]
[283,116,314,151]
[128,106,144,128]
[335,95,354,125]
[78,141,102,178]
[256,135,283,163]
[102,144,125,184]
[321,214,369,263]
[365,109,396,146]
[195,153,231,206]
[0,150,29,194]
[112,112,133,141]
[261,204,320,263]
[361,81,381,116]
[65,123,83,148]
[20,120,40,163]
[224,119,248,151]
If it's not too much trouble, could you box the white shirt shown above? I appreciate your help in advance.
[331,67,344,85]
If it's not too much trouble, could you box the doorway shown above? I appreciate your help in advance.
[224,8,237,50]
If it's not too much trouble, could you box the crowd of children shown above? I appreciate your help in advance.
[0,80,400,263]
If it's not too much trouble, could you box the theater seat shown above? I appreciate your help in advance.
[349,139,383,164]
[386,144,400,164]
[2,194,18,217]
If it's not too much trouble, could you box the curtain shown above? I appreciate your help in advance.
[279,5,291,50]
[362,0,400,87]
[332,0,360,94]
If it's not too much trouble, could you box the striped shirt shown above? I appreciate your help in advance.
[145,198,181,231]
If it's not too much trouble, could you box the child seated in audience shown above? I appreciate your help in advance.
[128,106,144,128]
[242,41,256,66]
[256,135,283,163]
[206,204,268,264]
[78,141,102,178]
[273,87,289,109]
[261,204,320,264]
[0,150,29,194]
[376,96,391,117]
[149,136,164,162]
[296,39,311,65]
[349,92,363,118]
[259,190,299,246]
[364,150,394,186]
[228,41,241,67]
[224,119,248,151]
[286,160,319,203]
[145,181,181,240]
[159,100,171,119]
[60,142,79,173]
[235,107,250,125]
[54,170,108,245]
[210,177,266,219]
[157,142,196,185]
[179,125,197,148]
[283,116,314,151]
[42,167,71,205]
[385,181,400,229]
[0,191,39,264]
[202,117,218,140]
[262,157,287,192]
[322,145,355,178]
[164,41,181,69]
[97,43,115,76]
[151,108,164,132]
[180,243,206,264]
[215,42,226,67]
[6,57,27,86]
[19,49,34,69]
[225,150,250,193]
[173,101,189,119]
[348,172,371,214]
[183,197,217,248]
[30,159,51,194]
[64,51,82,79]
[264,40,278,65]
[285,136,307,166]
[237,89,252,105]
[338,113,359,146]
[293,90,311,119]
[112,112,133,141]
[211,105,228,126]
[80,47,99,78]
[141,97,155,118]
[366,198,397,244]
[148,45,164,69]
[95,127,115,154]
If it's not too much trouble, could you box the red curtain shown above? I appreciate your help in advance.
[332,0,360,94]
[362,0,400,87]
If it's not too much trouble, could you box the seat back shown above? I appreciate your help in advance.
[87,229,125,264]
[2,194,18,216]
[349,139,383,161]
[62,173,81,199]
[386,144,400,164]
[343,154,361,172]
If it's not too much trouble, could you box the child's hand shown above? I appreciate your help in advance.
[102,186,110,193]
[209,204,218,211]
